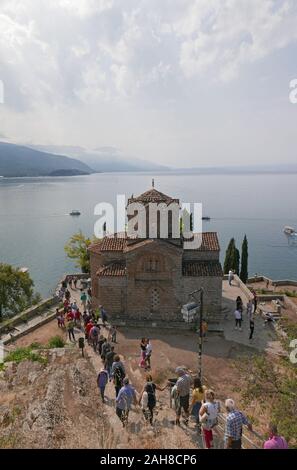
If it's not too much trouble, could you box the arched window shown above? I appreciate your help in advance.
[151,288,160,312]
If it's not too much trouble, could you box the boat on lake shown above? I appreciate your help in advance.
[19,267,29,273]
[283,226,297,236]
[69,210,81,216]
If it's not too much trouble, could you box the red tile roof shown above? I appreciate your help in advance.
[182,261,223,277]
[89,234,127,253]
[128,188,179,206]
[185,232,220,251]
[97,262,126,277]
[89,232,220,253]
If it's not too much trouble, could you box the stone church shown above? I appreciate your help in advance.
[89,186,223,326]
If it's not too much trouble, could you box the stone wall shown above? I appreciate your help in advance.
[90,240,223,327]
[90,252,102,299]
[183,277,222,323]
[125,241,183,322]
[0,297,58,335]
[247,275,297,287]
[97,276,127,316]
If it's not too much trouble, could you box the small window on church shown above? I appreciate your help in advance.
[151,288,160,312]
[145,258,159,272]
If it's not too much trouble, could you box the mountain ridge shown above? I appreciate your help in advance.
[0,142,93,177]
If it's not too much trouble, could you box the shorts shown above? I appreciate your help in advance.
[177,394,189,415]
[231,439,242,449]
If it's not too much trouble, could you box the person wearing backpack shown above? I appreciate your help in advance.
[97,367,109,403]
[98,335,105,356]
[101,339,111,361]
[111,355,126,397]
[199,389,221,449]
[89,323,100,352]
[138,374,166,425]
[105,346,116,377]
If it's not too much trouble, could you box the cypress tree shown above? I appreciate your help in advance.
[235,247,240,275]
[224,238,235,274]
[240,235,248,283]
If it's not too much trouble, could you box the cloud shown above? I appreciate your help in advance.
[177,0,297,81]
[1,0,297,108]
[57,0,114,18]
[0,0,297,166]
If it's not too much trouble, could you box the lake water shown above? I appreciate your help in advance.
[0,173,297,297]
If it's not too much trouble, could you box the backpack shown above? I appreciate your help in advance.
[113,365,125,387]
[146,383,156,408]
[91,327,99,337]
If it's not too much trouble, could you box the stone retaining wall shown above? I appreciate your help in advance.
[2,311,58,345]
[257,294,285,302]
[247,275,297,287]
[0,297,58,335]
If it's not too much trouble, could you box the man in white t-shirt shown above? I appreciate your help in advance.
[234,309,242,331]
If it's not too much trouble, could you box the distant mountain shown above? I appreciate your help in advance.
[48,169,90,177]
[165,164,297,175]
[29,144,169,172]
[4,141,296,176]
[0,142,93,177]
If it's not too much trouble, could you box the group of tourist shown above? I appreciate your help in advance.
[56,277,113,346]
[233,294,257,340]
[228,270,258,340]
[55,276,289,449]
[170,367,250,449]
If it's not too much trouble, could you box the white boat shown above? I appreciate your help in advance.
[69,210,81,216]
[283,226,297,236]
[19,267,29,273]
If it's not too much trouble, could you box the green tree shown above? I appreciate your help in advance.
[234,247,240,275]
[0,264,35,319]
[224,238,236,274]
[237,354,297,446]
[64,231,96,273]
[224,238,241,275]
[240,235,248,283]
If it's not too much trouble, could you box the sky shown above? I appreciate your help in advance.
[0,0,297,168]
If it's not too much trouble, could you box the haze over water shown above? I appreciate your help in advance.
[0,173,296,297]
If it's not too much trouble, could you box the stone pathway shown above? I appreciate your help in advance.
[222,280,282,353]
[65,287,205,449]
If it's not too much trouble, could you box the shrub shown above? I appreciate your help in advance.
[4,346,47,364]
[48,336,65,348]
[30,342,42,349]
